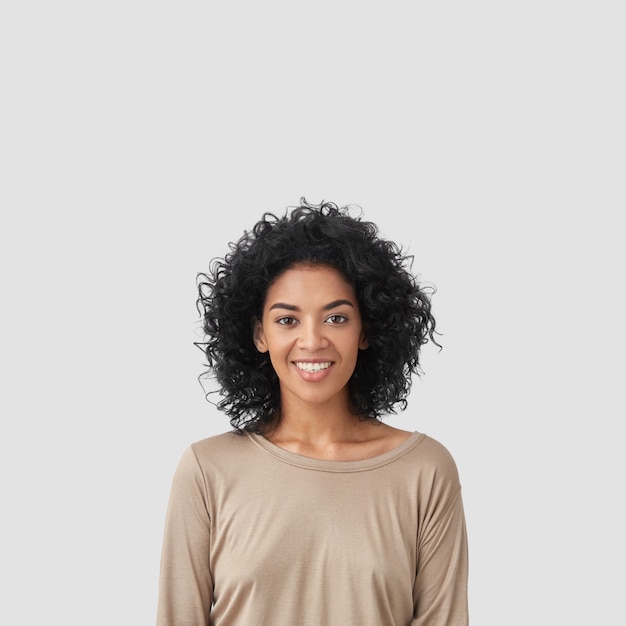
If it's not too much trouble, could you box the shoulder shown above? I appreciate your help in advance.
[412,433,461,480]
[403,433,464,508]
[408,435,467,543]
[183,430,254,468]
[170,431,256,492]
[190,430,249,454]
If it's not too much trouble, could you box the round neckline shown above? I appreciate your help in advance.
[246,430,424,473]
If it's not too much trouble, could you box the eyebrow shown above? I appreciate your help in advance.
[268,299,355,312]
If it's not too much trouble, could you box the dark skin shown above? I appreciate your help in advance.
[253,263,412,461]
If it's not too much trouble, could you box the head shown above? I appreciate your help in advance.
[196,199,439,433]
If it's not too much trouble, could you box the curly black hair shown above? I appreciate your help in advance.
[196,199,440,433]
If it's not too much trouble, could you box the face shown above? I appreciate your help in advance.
[254,264,368,413]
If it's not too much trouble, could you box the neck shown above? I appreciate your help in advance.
[264,391,375,446]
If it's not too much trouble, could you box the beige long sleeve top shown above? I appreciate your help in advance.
[157,430,468,626]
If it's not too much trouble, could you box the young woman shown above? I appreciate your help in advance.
[156,200,469,625]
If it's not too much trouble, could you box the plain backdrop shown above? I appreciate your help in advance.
[1,1,624,624]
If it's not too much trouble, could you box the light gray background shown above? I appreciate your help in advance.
[1,1,623,624]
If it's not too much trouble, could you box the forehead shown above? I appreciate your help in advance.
[264,263,357,303]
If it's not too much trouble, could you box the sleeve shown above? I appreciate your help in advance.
[156,446,213,626]
[411,449,469,626]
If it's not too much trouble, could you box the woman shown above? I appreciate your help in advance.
[157,200,469,625]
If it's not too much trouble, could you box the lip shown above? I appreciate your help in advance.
[292,360,334,381]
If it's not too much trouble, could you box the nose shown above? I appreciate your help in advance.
[297,321,329,352]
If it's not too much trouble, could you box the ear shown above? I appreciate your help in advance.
[253,319,269,353]
[359,325,369,350]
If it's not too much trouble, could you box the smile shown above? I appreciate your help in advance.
[294,361,332,372]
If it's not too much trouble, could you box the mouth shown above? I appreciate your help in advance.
[294,361,333,373]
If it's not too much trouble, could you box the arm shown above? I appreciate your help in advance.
[411,440,469,626]
[156,447,213,626]
[411,488,468,625]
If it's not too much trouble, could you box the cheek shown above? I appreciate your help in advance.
[344,337,364,363]
[264,333,290,359]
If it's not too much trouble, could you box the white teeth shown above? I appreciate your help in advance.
[295,361,331,372]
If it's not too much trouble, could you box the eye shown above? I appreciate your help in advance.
[276,316,298,326]
[326,314,348,324]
